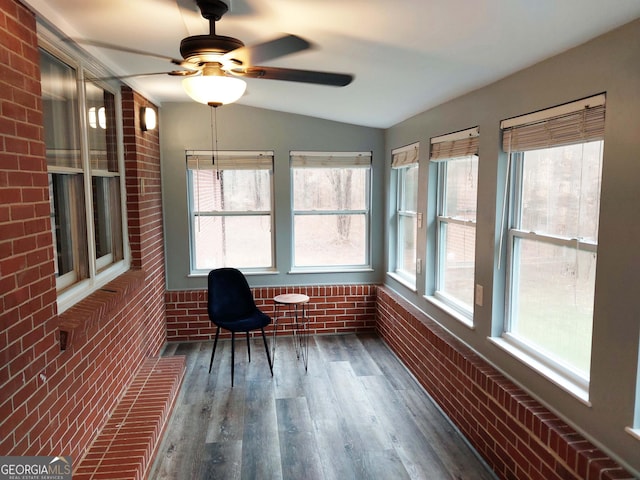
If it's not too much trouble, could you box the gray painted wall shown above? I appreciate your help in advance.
[385,19,640,474]
[160,103,385,290]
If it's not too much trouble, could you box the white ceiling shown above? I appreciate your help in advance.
[23,0,640,128]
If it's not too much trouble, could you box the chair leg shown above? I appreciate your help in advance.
[231,331,235,387]
[246,332,251,363]
[208,327,220,373]
[261,327,273,376]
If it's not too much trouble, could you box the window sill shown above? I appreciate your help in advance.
[625,427,640,442]
[288,267,374,274]
[488,336,591,405]
[56,260,130,314]
[58,269,145,352]
[188,268,279,278]
[424,295,474,329]
[386,272,417,292]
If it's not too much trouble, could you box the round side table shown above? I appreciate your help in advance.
[272,293,310,371]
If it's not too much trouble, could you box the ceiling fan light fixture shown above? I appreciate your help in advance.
[182,75,247,107]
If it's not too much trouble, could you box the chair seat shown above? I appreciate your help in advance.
[215,310,271,332]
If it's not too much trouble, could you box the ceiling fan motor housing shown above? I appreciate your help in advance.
[180,34,244,63]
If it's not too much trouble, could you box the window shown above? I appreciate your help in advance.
[430,128,479,319]
[634,348,640,432]
[40,48,127,307]
[86,80,124,272]
[501,94,606,391]
[187,150,274,272]
[391,143,419,285]
[291,151,372,269]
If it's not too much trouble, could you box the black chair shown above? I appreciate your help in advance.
[207,267,273,386]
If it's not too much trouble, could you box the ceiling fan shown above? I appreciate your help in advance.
[78,0,354,106]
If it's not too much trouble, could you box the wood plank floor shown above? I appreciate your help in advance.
[148,333,497,480]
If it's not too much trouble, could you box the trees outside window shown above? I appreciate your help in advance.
[187,151,274,271]
[291,152,372,269]
[501,94,606,387]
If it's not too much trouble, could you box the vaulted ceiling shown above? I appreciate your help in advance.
[23,0,640,128]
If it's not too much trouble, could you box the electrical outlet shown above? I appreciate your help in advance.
[416,258,422,274]
[475,284,483,307]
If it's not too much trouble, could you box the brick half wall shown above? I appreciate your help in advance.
[166,284,377,342]
[375,286,634,480]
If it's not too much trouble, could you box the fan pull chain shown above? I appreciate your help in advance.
[211,106,219,179]
[196,152,201,233]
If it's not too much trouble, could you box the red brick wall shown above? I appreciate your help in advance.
[0,0,166,463]
[166,284,377,341]
[376,286,634,480]
[121,88,166,356]
[0,0,58,456]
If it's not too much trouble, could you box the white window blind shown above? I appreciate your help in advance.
[430,127,479,161]
[501,94,605,152]
[186,150,273,170]
[290,151,371,168]
[391,142,419,168]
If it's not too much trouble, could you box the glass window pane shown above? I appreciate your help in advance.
[86,81,118,172]
[49,173,88,281]
[520,141,603,241]
[293,168,368,211]
[40,49,81,169]
[398,214,416,274]
[189,161,274,270]
[294,214,367,266]
[92,176,123,266]
[400,165,418,212]
[193,215,272,269]
[193,169,271,212]
[443,155,478,221]
[510,238,595,375]
[440,222,475,308]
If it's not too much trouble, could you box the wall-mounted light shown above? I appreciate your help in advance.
[140,106,157,131]
[88,106,107,129]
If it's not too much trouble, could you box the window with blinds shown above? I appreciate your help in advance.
[290,151,372,269]
[500,93,606,392]
[430,127,479,320]
[391,143,419,285]
[186,150,275,272]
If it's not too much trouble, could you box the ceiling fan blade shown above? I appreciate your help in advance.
[235,66,353,87]
[89,70,199,81]
[89,72,173,81]
[68,39,185,66]
[222,34,311,67]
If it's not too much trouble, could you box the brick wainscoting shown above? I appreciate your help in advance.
[165,284,377,342]
[376,286,634,480]
[0,0,167,464]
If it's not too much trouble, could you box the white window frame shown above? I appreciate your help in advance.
[186,150,275,274]
[502,150,599,396]
[40,38,130,314]
[391,143,419,287]
[627,348,640,439]
[492,94,606,401]
[290,151,372,272]
[428,127,479,324]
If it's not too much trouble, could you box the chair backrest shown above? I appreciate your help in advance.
[207,268,257,323]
